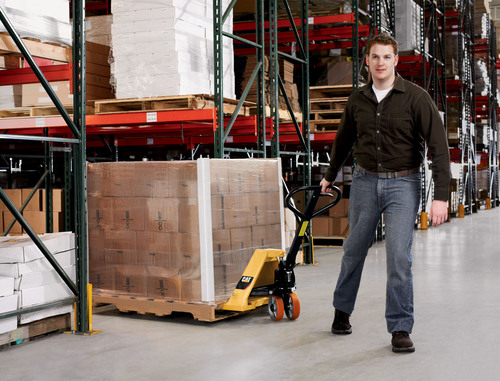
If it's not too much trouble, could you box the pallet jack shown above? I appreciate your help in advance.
[220,185,341,320]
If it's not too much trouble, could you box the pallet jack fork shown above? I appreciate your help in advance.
[220,185,341,320]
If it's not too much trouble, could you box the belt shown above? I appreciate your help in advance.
[357,164,421,179]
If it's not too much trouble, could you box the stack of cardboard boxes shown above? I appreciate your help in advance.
[21,41,113,107]
[1,188,65,235]
[87,159,284,304]
[236,55,301,114]
[0,232,75,333]
[311,196,350,238]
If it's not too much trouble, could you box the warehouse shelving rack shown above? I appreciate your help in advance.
[446,1,477,216]
[0,1,90,333]
[475,17,499,209]
[397,0,447,226]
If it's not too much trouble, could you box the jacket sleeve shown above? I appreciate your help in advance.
[324,94,358,182]
[414,91,451,201]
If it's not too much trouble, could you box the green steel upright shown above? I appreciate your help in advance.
[73,0,89,334]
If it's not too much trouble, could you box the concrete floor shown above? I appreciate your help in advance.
[1,207,500,381]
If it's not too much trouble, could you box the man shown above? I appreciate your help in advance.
[320,33,450,353]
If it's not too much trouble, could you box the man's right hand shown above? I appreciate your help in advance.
[320,178,333,194]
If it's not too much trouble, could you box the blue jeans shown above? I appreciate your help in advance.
[333,167,421,333]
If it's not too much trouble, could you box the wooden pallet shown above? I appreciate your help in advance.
[310,119,341,133]
[0,105,95,118]
[0,33,71,62]
[93,294,240,322]
[311,109,344,121]
[0,313,71,350]
[94,94,251,117]
[310,85,353,99]
[311,95,348,106]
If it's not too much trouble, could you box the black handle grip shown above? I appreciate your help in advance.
[285,185,342,221]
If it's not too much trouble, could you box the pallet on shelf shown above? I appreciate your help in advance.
[0,34,71,62]
[94,94,252,116]
[0,313,71,350]
[93,294,240,323]
[310,119,341,133]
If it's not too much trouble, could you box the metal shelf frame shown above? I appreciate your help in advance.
[0,1,89,333]
[456,0,477,215]
[419,0,447,220]
[485,19,499,207]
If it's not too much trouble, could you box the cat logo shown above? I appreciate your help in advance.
[235,276,254,290]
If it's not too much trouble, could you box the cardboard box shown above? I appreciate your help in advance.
[178,198,199,234]
[210,161,230,195]
[21,189,42,211]
[135,231,170,266]
[145,198,180,233]
[105,230,137,265]
[111,198,145,232]
[23,210,64,234]
[181,278,202,301]
[312,216,331,237]
[102,168,137,197]
[22,81,73,107]
[147,275,182,300]
[0,294,18,334]
[251,224,281,248]
[113,265,148,296]
[329,198,349,217]
[2,211,23,234]
[88,197,113,231]
[230,227,252,252]
[41,189,64,212]
[212,229,231,255]
[331,217,349,237]
[89,262,115,291]
[1,189,22,211]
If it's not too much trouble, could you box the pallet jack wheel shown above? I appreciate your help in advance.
[285,293,300,320]
[268,295,284,321]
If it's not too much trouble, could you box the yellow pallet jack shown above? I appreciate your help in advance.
[220,185,341,320]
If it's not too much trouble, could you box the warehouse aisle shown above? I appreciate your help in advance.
[1,207,500,381]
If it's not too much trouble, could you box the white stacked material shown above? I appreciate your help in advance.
[0,0,72,46]
[0,232,75,325]
[110,0,235,99]
[0,276,17,334]
[395,0,422,52]
[475,58,490,97]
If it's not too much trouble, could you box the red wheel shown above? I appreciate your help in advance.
[268,295,284,321]
[285,293,301,320]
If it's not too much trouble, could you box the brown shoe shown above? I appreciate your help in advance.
[391,331,415,353]
[331,309,352,334]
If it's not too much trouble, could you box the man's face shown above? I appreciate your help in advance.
[366,43,398,83]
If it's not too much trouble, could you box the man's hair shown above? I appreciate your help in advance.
[366,33,399,56]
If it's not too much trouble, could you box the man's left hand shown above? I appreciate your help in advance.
[429,200,448,227]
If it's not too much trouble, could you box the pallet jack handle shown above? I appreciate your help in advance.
[285,185,342,222]
[284,185,342,267]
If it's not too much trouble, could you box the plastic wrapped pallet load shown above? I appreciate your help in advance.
[0,0,72,46]
[87,159,284,307]
[110,0,235,99]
